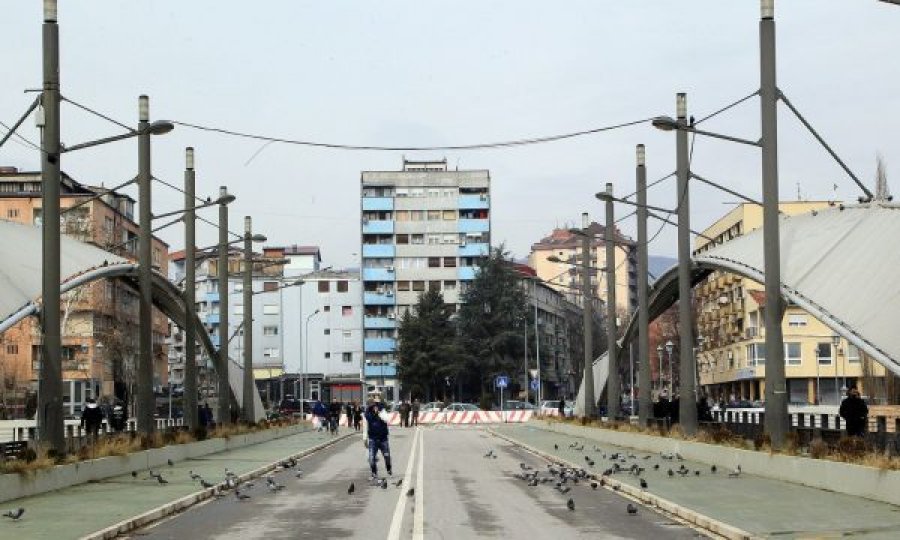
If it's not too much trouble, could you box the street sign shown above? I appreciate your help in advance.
[495,375,509,389]
[530,379,540,391]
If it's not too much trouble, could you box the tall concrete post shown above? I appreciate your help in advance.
[580,213,596,418]
[676,93,698,434]
[217,187,231,425]
[636,145,652,426]
[183,148,198,430]
[242,216,255,423]
[137,95,155,435]
[38,0,65,453]
[760,0,788,447]
[604,184,620,420]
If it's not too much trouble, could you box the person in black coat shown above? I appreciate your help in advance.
[839,386,869,437]
[81,398,105,443]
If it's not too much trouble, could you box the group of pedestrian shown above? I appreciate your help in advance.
[397,399,420,427]
[310,398,365,433]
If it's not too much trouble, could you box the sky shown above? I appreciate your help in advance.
[2,1,898,269]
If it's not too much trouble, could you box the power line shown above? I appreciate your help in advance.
[171,117,655,152]
[0,119,41,151]
[61,95,134,132]
[196,213,243,240]
[693,91,759,126]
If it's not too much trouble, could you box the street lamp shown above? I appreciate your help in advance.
[656,344,664,396]
[665,340,674,395]
[831,335,842,404]
[302,309,321,401]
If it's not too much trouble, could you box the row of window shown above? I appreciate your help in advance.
[396,280,459,292]
[743,342,861,367]
[361,187,488,198]
[261,348,354,363]
[233,304,354,316]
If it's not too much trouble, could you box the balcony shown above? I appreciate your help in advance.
[458,194,490,210]
[362,244,395,258]
[458,266,478,281]
[364,364,398,378]
[364,292,396,306]
[362,268,396,282]
[458,218,490,234]
[362,220,394,234]
[458,242,489,257]
[364,316,398,329]
[205,291,219,303]
[362,197,394,211]
[364,338,396,353]
[205,312,220,325]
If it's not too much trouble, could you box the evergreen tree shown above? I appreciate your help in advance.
[397,290,460,401]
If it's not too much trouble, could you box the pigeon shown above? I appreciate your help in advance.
[653,464,660,470]
[612,484,621,492]
[627,503,638,515]
[694,470,700,477]
[711,465,717,474]
[590,482,598,490]
[484,450,494,458]
[167,458,174,467]
[235,489,251,501]
[266,477,285,491]
[148,469,160,479]
[643,455,652,460]
[566,498,575,512]
[380,480,388,490]
[131,471,138,479]
[640,478,648,490]
[295,470,304,478]
[268,482,285,492]
[156,475,169,484]
[225,477,237,489]
[348,482,355,495]
[667,469,675,478]
[200,479,215,489]
[554,444,559,450]
[190,471,202,481]
[394,478,403,487]
[2,508,25,520]
[406,488,415,497]
[558,486,571,495]
[728,466,742,478]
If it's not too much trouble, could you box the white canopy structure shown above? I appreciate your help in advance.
[577,202,900,414]
[0,220,263,421]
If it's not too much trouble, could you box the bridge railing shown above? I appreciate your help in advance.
[7,418,187,455]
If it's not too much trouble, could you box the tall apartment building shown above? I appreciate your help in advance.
[0,167,169,418]
[529,223,635,314]
[360,159,491,401]
[694,202,885,405]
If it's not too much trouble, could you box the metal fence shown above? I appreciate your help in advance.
[6,418,186,454]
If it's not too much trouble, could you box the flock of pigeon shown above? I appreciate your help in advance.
[501,440,743,518]
[346,473,407,497]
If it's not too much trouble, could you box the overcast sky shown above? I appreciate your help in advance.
[2,1,898,268]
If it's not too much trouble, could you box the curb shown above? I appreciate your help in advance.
[80,431,355,540]
[488,428,758,540]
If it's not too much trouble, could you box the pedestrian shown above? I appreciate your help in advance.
[110,400,127,432]
[81,397,104,444]
[363,397,392,479]
[312,399,328,431]
[352,401,363,431]
[399,400,411,428]
[345,401,354,429]
[557,397,566,418]
[202,402,214,428]
[328,399,342,435]
[411,399,420,426]
[839,386,869,437]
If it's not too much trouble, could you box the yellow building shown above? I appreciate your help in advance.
[695,202,884,405]
[528,222,634,314]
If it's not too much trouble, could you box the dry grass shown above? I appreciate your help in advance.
[0,452,55,475]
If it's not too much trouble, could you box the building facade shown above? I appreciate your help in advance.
[695,202,885,405]
[0,167,169,418]
[360,159,491,401]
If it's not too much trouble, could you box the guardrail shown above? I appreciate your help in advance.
[6,418,187,455]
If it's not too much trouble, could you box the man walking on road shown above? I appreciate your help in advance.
[411,399,420,426]
[399,399,411,428]
[363,397,392,479]
[839,386,869,437]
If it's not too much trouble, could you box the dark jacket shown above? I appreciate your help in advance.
[313,401,327,417]
[364,406,389,441]
[81,404,104,431]
[839,395,869,436]
[328,402,342,418]
[399,402,411,416]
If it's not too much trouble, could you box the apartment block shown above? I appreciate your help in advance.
[360,159,490,400]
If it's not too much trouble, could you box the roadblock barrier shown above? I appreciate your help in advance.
[307,410,534,426]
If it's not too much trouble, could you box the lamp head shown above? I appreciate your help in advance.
[148,120,175,135]
[44,0,57,22]
[676,93,687,119]
[244,216,252,233]
[185,147,195,170]
[251,234,267,243]
[761,0,774,19]
[636,144,645,166]
[581,212,589,229]
[665,340,674,354]
[547,255,563,263]
[651,116,677,132]
[139,95,149,122]
[217,194,237,205]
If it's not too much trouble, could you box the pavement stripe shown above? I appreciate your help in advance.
[413,429,425,539]
[387,427,420,540]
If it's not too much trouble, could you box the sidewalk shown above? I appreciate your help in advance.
[493,423,900,539]
[0,428,345,540]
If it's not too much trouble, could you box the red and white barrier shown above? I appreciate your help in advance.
[305,409,533,426]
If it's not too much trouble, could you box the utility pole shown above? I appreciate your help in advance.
[38,0,64,454]
[183,148,198,430]
[580,212,596,418]
[217,187,231,424]
[760,0,788,447]
[533,279,541,407]
[636,145,651,426]
[242,216,255,423]
[675,92,698,435]
[137,95,154,435]
[604,184,620,421]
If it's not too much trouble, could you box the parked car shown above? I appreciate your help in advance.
[444,402,480,412]
[495,400,536,411]
[421,401,445,412]
[277,397,308,415]
[540,400,574,417]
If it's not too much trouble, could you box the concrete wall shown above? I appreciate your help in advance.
[535,421,900,507]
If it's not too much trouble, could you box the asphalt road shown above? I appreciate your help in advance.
[133,426,702,539]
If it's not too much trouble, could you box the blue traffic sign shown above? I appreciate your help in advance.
[530,379,540,391]
[495,375,509,389]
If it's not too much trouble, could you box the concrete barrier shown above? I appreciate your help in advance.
[0,423,308,504]
[533,421,900,507]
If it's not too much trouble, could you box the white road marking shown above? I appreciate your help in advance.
[386,427,420,540]
[413,429,425,539]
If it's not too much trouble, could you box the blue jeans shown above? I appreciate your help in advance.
[368,438,392,476]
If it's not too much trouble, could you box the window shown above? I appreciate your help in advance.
[324,305,331,312]
[410,211,424,221]
[787,315,807,327]
[444,280,457,291]
[6,344,18,355]
[263,304,279,315]
[234,305,244,315]
[318,281,330,293]
[442,234,458,244]
[442,210,456,221]
[337,281,349,293]
[324,328,331,335]
[412,281,425,291]
[263,326,278,336]
[784,342,801,365]
[263,281,279,292]
[746,343,766,365]
[429,281,441,292]
[426,234,441,245]
[817,342,833,365]
[411,234,424,245]
[263,347,280,358]
[427,210,441,221]
[342,306,353,316]
[343,330,352,338]
[428,257,441,268]
[395,210,409,221]
[342,352,353,363]
[233,283,243,292]
[6,208,19,219]
[396,234,409,244]
[847,344,861,363]
[443,257,457,268]
[325,352,331,359]
[397,281,410,291]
